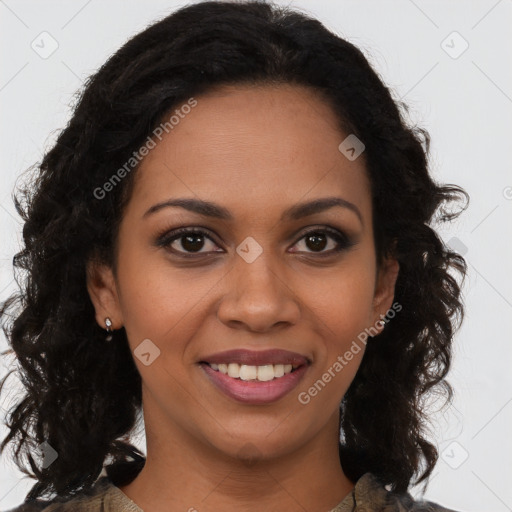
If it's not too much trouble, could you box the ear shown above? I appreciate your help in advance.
[370,254,400,335]
[86,258,123,330]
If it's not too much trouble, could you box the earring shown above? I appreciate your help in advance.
[105,317,113,341]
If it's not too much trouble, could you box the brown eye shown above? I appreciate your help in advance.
[291,227,355,256]
[156,228,222,255]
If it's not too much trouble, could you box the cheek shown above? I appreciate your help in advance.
[301,258,377,340]
[114,241,217,365]
[114,239,179,344]
[328,276,375,334]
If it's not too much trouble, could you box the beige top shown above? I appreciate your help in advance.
[8,472,459,511]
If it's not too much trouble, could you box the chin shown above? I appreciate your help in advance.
[208,431,301,464]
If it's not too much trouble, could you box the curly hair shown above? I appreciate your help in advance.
[0,0,468,502]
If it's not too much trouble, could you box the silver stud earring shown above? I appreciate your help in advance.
[105,317,113,341]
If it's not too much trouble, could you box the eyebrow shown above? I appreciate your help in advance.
[143,196,363,225]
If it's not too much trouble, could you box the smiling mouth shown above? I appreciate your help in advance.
[203,362,303,382]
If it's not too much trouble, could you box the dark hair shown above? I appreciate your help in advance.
[0,0,468,502]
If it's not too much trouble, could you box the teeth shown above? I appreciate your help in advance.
[227,363,238,378]
[239,364,257,381]
[209,362,300,381]
[257,365,274,381]
[274,364,285,378]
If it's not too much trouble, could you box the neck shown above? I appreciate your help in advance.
[119,404,354,512]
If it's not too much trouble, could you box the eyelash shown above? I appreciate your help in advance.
[155,226,356,259]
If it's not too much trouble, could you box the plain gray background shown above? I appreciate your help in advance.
[1,1,511,511]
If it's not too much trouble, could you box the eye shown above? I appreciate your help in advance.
[156,227,222,256]
[290,227,355,256]
[156,225,355,258]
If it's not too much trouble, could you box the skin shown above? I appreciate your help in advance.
[87,83,399,512]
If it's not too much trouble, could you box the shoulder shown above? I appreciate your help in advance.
[353,473,461,512]
[3,477,114,512]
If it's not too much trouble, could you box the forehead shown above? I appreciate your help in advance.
[129,84,371,222]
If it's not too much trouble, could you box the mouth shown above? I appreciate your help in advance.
[198,349,310,404]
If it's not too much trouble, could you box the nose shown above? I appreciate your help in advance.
[216,249,301,333]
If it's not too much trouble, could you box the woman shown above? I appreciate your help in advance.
[0,1,468,511]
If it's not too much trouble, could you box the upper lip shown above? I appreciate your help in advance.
[199,349,310,367]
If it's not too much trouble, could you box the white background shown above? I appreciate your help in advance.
[1,1,511,511]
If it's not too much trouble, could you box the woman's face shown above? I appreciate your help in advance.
[88,83,398,462]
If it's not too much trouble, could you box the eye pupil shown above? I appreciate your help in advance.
[181,234,205,252]
[305,232,327,252]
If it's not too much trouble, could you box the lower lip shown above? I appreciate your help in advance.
[200,363,309,404]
